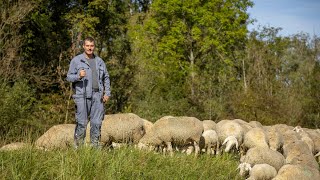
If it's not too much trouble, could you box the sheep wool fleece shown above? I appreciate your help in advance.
[66,53,111,147]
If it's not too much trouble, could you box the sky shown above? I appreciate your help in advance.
[247,0,320,36]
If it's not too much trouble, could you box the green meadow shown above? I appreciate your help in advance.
[1,146,243,180]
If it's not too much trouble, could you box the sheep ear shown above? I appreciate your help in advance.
[222,137,229,145]
[236,163,243,170]
[235,140,239,150]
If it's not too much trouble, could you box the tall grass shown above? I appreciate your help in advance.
[1,146,243,180]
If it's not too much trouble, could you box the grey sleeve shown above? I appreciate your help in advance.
[66,59,81,83]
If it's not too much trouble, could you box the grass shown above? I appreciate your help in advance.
[1,145,243,180]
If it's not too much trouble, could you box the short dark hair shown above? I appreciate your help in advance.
[84,37,95,43]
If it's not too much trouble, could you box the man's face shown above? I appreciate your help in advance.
[83,40,95,55]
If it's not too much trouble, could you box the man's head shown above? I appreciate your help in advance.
[83,37,95,58]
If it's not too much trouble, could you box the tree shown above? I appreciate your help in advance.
[0,0,35,82]
[129,0,253,120]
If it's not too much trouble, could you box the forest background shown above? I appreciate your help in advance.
[1,0,320,144]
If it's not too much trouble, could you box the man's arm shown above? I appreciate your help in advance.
[66,59,81,82]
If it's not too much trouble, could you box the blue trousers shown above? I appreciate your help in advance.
[73,91,104,146]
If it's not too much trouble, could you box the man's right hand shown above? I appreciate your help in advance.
[79,69,86,78]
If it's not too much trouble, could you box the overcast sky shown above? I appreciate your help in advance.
[247,0,320,36]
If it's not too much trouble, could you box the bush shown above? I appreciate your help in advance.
[0,80,36,141]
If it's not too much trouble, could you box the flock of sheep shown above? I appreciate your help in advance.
[1,113,320,180]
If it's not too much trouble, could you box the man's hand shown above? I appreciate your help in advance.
[103,95,110,103]
[79,69,86,78]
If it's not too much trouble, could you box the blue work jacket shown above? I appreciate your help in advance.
[66,53,111,98]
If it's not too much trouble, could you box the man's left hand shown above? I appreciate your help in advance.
[103,95,110,103]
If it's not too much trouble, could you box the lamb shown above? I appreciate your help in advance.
[202,120,216,131]
[240,146,285,171]
[222,136,239,153]
[199,129,219,155]
[293,126,315,154]
[238,163,277,180]
[35,124,75,150]
[237,162,252,177]
[241,127,269,154]
[138,116,203,156]
[282,140,319,170]
[86,113,145,147]
[216,120,244,153]
[273,164,320,180]
[264,125,284,152]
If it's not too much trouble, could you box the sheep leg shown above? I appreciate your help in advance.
[206,145,211,155]
[215,142,220,155]
[165,142,173,156]
[194,141,200,156]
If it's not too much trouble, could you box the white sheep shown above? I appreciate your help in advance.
[202,120,216,131]
[315,152,320,162]
[216,120,244,153]
[86,113,145,147]
[237,162,252,177]
[142,118,154,134]
[281,129,301,147]
[248,163,277,180]
[272,124,294,133]
[283,140,319,170]
[248,121,263,129]
[303,128,320,156]
[233,119,252,134]
[240,147,285,172]
[264,125,284,152]
[138,116,203,156]
[241,127,269,154]
[238,163,277,180]
[222,135,239,153]
[199,129,219,155]
[293,126,315,154]
[0,142,28,151]
[35,124,75,150]
[273,164,320,180]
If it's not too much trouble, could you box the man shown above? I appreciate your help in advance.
[66,37,111,148]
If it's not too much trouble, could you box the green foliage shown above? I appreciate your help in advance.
[129,0,253,120]
[1,146,243,180]
[0,80,36,139]
[302,60,320,128]
[229,27,320,127]
[1,0,320,144]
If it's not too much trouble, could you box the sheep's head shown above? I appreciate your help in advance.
[237,162,251,177]
[137,142,156,151]
[222,136,239,152]
[293,126,303,133]
[138,132,161,152]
